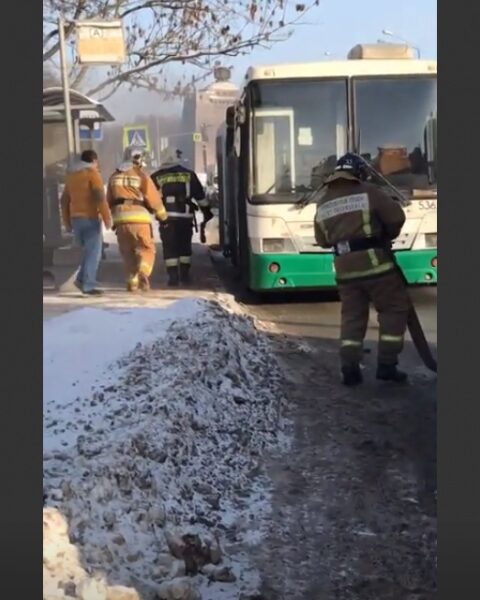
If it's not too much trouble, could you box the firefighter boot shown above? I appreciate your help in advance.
[376,364,408,383]
[341,364,363,387]
[179,263,191,285]
[167,266,179,287]
[138,273,150,292]
[126,275,139,292]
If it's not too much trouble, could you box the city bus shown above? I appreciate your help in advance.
[216,43,437,291]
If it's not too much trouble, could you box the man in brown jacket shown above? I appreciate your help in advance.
[107,147,168,292]
[314,153,410,386]
[61,150,112,295]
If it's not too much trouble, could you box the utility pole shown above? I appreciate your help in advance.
[58,15,75,164]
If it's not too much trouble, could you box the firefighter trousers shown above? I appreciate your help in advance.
[159,217,193,268]
[115,223,156,286]
[337,269,410,367]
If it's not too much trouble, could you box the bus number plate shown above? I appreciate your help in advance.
[418,200,437,210]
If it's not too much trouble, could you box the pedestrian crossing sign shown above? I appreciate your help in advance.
[123,125,151,151]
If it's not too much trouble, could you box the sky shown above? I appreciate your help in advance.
[230,0,437,75]
[104,0,437,121]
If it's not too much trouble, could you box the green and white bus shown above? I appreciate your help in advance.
[216,43,437,291]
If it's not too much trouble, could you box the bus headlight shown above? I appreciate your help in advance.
[262,238,296,253]
[269,262,281,273]
[425,233,437,248]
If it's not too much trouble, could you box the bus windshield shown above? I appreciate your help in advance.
[353,76,437,192]
[250,79,348,202]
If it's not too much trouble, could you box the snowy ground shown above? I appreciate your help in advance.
[43,223,222,322]
[44,297,291,600]
[44,228,437,599]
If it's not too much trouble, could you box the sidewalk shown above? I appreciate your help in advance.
[43,239,223,321]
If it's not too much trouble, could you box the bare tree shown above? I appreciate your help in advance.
[43,0,320,100]
[44,64,61,87]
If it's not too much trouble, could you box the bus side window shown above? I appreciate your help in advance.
[234,125,241,157]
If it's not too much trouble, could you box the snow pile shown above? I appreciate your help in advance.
[44,507,142,599]
[44,299,203,454]
[44,299,289,599]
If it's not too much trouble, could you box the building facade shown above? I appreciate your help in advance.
[180,67,239,181]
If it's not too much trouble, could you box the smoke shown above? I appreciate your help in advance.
[104,88,183,125]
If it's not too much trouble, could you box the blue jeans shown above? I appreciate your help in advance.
[71,218,103,292]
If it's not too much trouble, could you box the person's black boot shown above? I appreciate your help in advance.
[341,364,363,386]
[167,266,179,287]
[179,263,191,285]
[376,364,408,383]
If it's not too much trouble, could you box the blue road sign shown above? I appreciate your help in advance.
[123,125,150,151]
[79,125,102,141]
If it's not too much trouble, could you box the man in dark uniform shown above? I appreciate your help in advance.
[151,147,213,286]
[314,153,410,386]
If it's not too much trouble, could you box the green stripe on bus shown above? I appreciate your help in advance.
[336,261,395,280]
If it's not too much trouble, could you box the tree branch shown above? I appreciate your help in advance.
[85,32,275,97]
[43,0,88,61]
[45,0,320,98]
[71,65,90,89]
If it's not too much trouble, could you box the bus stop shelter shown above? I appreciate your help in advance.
[43,87,115,153]
[43,88,115,288]
[43,88,114,258]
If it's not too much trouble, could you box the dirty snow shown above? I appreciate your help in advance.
[44,298,289,599]
[43,300,203,454]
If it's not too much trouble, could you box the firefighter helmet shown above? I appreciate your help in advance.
[160,146,182,165]
[335,152,369,181]
[124,145,145,165]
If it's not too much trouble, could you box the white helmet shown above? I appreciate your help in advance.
[123,145,145,165]
[160,146,181,166]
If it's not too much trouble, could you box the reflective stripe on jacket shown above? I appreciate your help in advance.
[314,172,406,282]
[107,165,167,225]
[151,163,207,219]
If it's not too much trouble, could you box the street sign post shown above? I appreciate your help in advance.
[76,20,126,64]
[59,16,75,162]
[57,17,125,163]
[122,125,151,151]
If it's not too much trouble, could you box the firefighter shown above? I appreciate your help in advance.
[151,147,213,286]
[106,147,168,292]
[314,152,410,386]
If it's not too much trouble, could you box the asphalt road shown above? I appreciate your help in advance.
[211,250,437,599]
[210,249,437,344]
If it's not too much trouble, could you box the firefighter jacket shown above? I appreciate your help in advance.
[314,172,406,282]
[107,163,167,226]
[150,163,209,220]
[61,160,111,228]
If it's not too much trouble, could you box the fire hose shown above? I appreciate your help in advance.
[358,156,437,373]
[192,206,213,244]
[199,209,214,244]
